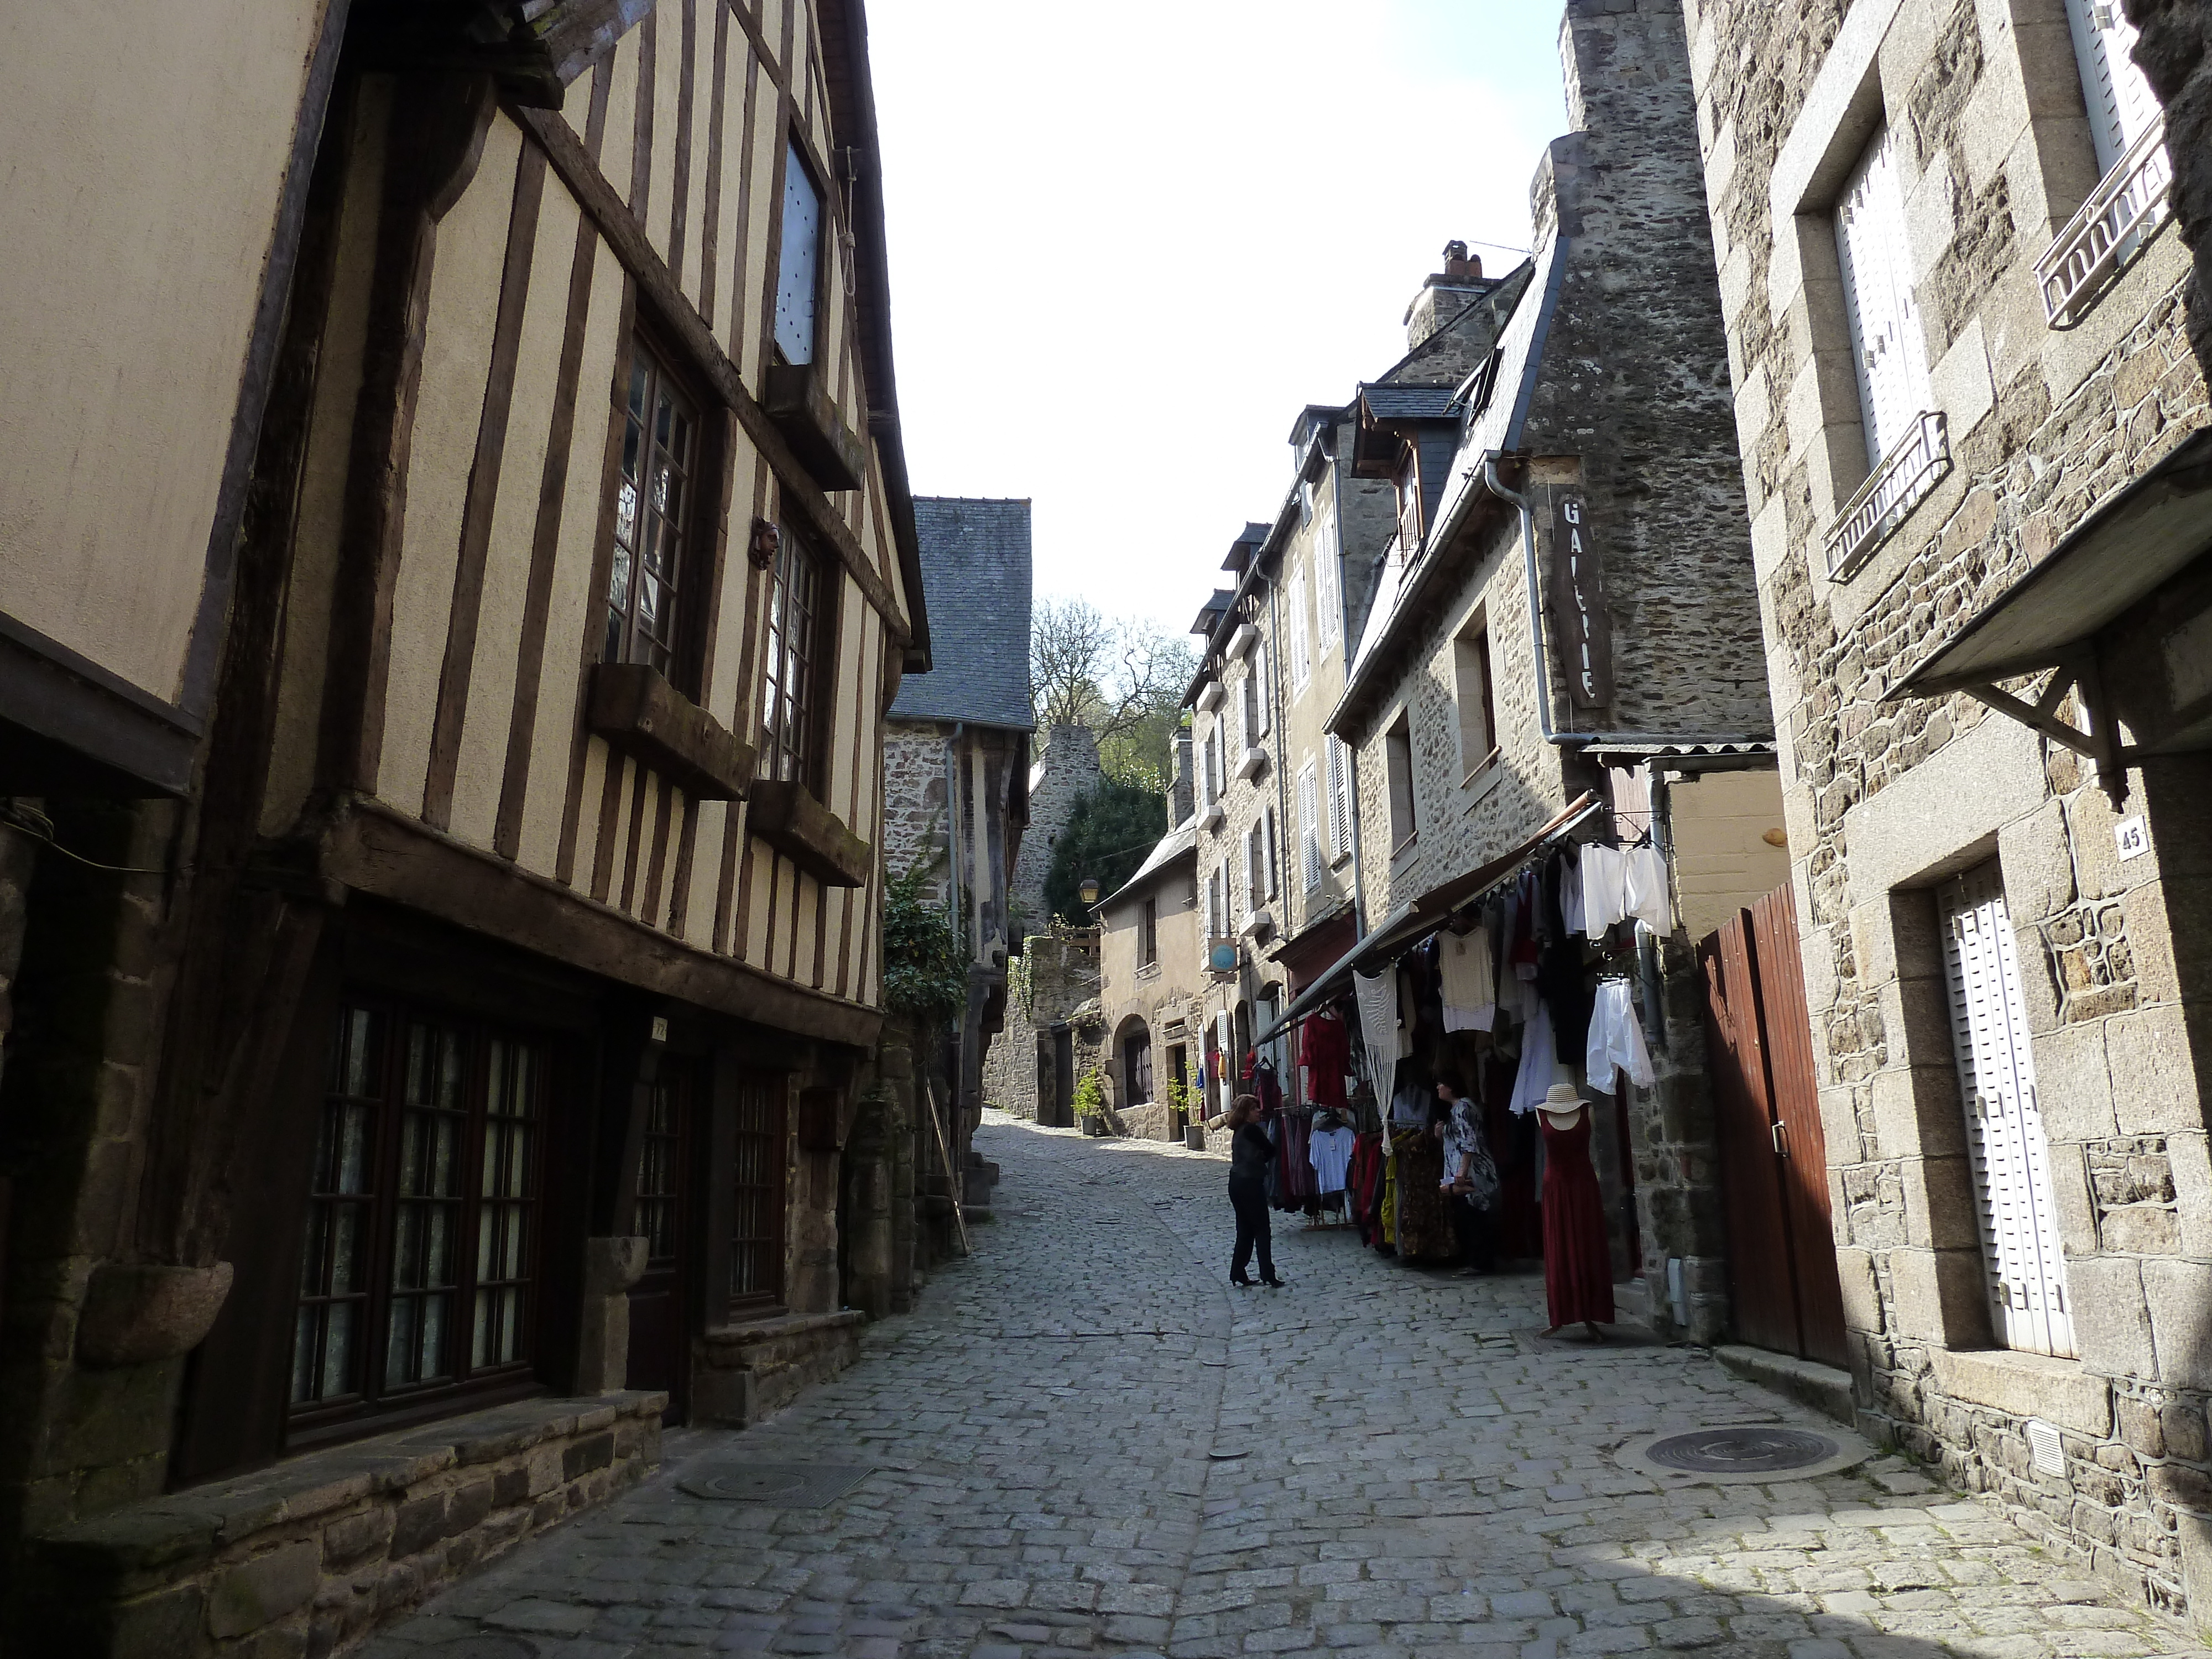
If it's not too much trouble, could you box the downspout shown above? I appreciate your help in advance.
[1483,455,1564,745]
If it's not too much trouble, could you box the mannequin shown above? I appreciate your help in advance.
[1537,1083,1614,1339]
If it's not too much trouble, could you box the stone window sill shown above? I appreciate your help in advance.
[1460,748,1505,813]
[1926,1345,2107,1436]
[748,779,872,887]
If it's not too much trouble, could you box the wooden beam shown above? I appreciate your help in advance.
[508,101,912,648]
[318,796,884,1049]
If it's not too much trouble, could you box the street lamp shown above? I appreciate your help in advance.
[1078,875,1100,907]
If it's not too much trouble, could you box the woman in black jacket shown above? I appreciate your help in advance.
[1225,1094,1285,1287]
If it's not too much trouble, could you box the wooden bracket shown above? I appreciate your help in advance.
[1963,650,2132,806]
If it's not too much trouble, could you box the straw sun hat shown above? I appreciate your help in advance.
[1539,1083,1587,1126]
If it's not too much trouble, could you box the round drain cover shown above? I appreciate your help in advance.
[683,1466,809,1500]
[1646,1426,1839,1474]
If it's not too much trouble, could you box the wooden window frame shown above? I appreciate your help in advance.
[289,999,551,1443]
[1139,896,1159,967]
[758,519,841,792]
[602,328,714,693]
[728,1071,789,1314]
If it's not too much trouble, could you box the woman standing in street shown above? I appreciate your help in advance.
[1225,1094,1284,1287]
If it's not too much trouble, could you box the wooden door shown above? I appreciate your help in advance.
[1700,883,1847,1366]
[626,1064,695,1420]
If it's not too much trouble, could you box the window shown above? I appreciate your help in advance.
[2064,0,2161,176]
[1327,734,1352,861]
[1245,822,1265,920]
[292,1004,547,1428]
[634,1076,686,1267]
[1206,863,1224,938]
[759,528,835,789]
[1452,623,1497,775]
[1298,476,1316,528]
[1395,452,1422,550]
[1314,510,1341,653]
[1202,726,1222,805]
[773,140,822,366]
[1288,566,1312,691]
[1939,863,2075,1358]
[1140,896,1159,967]
[1298,762,1323,890]
[604,340,700,679]
[1264,806,1278,900]
[729,1071,787,1311]
[1243,643,1271,740]
[1385,712,1418,851]
[1834,126,1931,470]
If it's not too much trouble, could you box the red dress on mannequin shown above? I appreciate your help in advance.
[1540,1108,1615,1327]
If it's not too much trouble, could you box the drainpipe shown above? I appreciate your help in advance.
[1333,430,1372,941]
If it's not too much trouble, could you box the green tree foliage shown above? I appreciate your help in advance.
[880,863,968,1022]
[1044,780,1167,926]
[1030,599,1196,789]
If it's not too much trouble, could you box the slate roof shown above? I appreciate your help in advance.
[1359,384,1461,422]
[889,497,1034,730]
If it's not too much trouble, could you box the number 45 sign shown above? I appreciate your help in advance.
[1550,492,1615,709]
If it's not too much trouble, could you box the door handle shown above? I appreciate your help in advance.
[1771,1121,1786,1156]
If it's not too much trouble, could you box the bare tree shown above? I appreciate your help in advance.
[1030,599,1197,786]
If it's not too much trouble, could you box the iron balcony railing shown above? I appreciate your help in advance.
[2036,114,2173,330]
[1825,409,1950,581]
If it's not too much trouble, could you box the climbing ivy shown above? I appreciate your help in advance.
[881,863,968,1022]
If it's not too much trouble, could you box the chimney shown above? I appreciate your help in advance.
[1404,239,1487,351]
[1170,729,1195,827]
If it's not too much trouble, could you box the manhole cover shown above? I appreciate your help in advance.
[676,1462,873,1506]
[1646,1426,1839,1473]
[424,1641,537,1659]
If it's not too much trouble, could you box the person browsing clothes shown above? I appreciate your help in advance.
[1225,1093,1284,1287]
[1434,1073,1499,1276]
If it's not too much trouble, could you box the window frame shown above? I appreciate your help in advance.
[772,135,828,369]
[1314,507,1341,654]
[1452,620,1498,780]
[1834,124,1931,472]
[289,1000,552,1442]
[602,330,711,690]
[758,519,842,792]
[1384,712,1419,853]
[1139,896,1159,967]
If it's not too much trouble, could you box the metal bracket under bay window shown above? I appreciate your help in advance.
[2036,116,2173,330]
[1825,410,1949,581]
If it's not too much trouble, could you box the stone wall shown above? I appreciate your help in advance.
[1682,0,2212,1619]
[15,1392,663,1657]
[1009,725,1102,941]
[882,723,951,901]
[984,928,1103,1122]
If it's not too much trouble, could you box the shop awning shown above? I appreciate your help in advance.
[1894,429,2212,696]
[1253,791,1600,1046]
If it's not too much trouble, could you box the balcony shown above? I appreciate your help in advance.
[1824,410,1950,582]
[2036,117,2173,331]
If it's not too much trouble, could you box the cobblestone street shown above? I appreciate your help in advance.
[364,1114,2209,1659]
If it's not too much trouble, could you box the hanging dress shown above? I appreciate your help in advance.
[1540,1109,1615,1327]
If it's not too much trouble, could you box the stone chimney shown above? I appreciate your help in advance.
[1169,729,1194,827]
[1404,239,1486,351]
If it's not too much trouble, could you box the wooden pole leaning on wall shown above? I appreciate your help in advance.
[922,1076,971,1258]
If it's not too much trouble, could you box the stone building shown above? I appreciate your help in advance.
[1681,0,2212,1626]
[0,3,932,1651]
[1294,0,1790,1340]
[863,498,1031,1309]
[1180,249,1509,1119]
[1095,733,1206,1138]
[979,723,1105,1120]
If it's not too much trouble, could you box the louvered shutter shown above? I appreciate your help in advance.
[1299,765,1322,889]
[2064,0,2160,173]
[1231,675,1247,759]
[1328,736,1352,858]
[1835,127,1931,467]
[1264,807,1279,900]
[1290,568,1312,688]
[1942,864,2077,1358]
[1315,514,1340,652]
[1253,643,1271,737]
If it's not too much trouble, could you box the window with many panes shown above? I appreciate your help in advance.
[604,340,701,680]
[293,1004,546,1429]
[759,527,835,789]
[729,1071,787,1311]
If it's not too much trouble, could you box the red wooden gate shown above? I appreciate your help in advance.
[1700,883,1848,1368]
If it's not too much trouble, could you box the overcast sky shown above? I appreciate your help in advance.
[870,2,1569,639]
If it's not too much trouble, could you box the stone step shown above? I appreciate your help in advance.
[1715,1343,1856,1425]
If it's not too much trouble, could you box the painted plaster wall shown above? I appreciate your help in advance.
[1670,768,1792,942]
[0,0,327,700]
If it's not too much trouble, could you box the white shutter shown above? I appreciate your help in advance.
[1231,674,1247,759]
[1315,513,1340,653]
[1264,806,1278,900]
[1835,127,1931,467]
[1327,735,1352,858]
[1942,864,2077,1359]
[2065,0,2161,173]
[1299,764,1322,888]
[1254,643,1271,736]
[1289,568,1312,690]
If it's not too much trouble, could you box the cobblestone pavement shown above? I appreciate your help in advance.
[363,1111,2208,1659]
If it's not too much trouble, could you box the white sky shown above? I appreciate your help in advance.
[870,1,1570,640]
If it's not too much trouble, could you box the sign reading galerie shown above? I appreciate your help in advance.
[1551,492,1614,708]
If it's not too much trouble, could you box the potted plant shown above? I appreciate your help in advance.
[1072,1067,1111,1136]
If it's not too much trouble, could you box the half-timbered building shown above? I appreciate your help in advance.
[0,2,929,1650]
